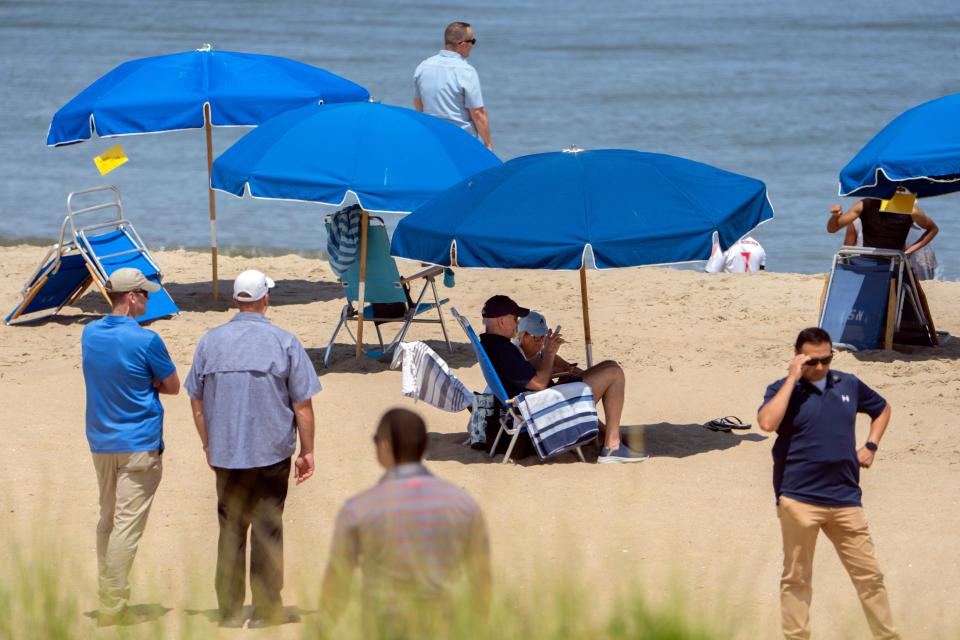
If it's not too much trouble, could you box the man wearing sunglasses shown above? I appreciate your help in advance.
[758,327,899,640]
[81,268,179,625]
[414,21,493,150]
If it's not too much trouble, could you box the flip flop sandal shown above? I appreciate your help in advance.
[706,416,751,431]
[701,419,732,433]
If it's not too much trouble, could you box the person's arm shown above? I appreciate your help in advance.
[904,209,938,254]
[858,402,891,469]
[189,398,212,468]
[468,107,492,150]
[827,201,863,233]
[293,398,315,484]
[757,354,808,432]
[843,223,859,247]
[525,331,561,391]
[154,371,180,395]
[413,97,424,112]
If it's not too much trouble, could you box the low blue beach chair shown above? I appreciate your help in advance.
[450,308,591,464]
[6,186,179,324]
[323,215,452,366]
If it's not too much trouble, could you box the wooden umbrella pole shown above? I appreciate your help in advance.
[204,103,219,300]
[580,265,594,368]
[355,208,370,359]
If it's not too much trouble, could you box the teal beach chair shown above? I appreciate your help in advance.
[323,216,452,366]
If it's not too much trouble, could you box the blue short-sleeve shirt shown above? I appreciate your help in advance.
[479,333,535,398]
[413,50,484,136]
[82,315,177,453]
[760,370,887,507]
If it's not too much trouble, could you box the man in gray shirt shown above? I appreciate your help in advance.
[185,269,321,628]
[414,21,493,150]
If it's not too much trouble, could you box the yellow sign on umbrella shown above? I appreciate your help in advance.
[93,144,128,175]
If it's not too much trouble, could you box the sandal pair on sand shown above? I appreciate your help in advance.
[702,416,751,433]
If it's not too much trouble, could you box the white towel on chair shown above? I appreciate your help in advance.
[517,382,599,459]
[391,341,472,413]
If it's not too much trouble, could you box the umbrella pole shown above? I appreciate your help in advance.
[579,265,594,368]
[204,103,219,300]
[355,208,369,359]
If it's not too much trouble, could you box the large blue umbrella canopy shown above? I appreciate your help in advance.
[47,46,369,298]
[211,100,501,213]
[211,99,500,359]
[47,46,369,144]
[839,93,960,199]
[390,148,774,364]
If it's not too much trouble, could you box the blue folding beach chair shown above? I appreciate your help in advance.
[450,308,590,464]
[6,186,179,324]
[323,215,452,366]
[819,247,937,350]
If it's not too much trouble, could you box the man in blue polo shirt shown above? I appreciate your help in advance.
[758,327,898,640]
[414,21,493,150]
[81,268,179,625]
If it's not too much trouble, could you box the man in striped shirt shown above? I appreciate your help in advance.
[320,408,491,634]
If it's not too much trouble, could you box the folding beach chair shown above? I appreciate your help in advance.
[323,215,452,366]
[6,185,179,325]
[818,247,938,351]
[450,308,591,464]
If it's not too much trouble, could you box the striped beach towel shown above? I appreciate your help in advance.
[516,382,599,460]
[326,205,362,278]
[391,341,472,413]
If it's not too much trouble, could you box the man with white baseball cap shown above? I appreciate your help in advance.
[185,269,321,628]
[81,267,179,625]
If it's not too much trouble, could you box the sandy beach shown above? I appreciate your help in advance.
[2,244,959,638]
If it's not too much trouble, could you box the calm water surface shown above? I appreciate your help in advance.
[1,0,958,277]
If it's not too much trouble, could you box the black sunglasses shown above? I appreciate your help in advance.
[461,38,477,45]
[803,353,834,366]
[132,289,150,299]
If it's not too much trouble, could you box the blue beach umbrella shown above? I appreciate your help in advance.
[391,148,775,365]
[47,44,370,297]
[839,93,960,199]
[211,100,501,356]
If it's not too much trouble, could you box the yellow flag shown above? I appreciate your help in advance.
[880,192,916,214]
[93,144,128,175]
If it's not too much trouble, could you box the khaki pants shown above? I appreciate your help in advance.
[92,450,162,614]
[777,495,899,640]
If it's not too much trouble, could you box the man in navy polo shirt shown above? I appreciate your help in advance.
[758,327,898,640]
[479,294,644,464]
[81,268,179,626]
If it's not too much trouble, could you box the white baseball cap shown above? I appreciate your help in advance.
[518,310,548,337]
[233,269,275,302]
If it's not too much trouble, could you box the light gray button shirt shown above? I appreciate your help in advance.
[413,50,484,135]
[185,312,321,469]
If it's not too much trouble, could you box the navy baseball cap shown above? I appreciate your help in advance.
[481,295,530,319]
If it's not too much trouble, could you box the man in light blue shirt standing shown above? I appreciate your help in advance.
[186,269,321,629]
[81,268,180,626]
[414,21,493,150]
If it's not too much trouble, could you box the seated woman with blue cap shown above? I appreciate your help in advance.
[512,310,583,380]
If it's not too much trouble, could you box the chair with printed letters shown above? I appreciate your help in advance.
[450,307,597,464]
[322,215,452,366]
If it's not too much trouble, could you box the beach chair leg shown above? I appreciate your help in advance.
[431,278,453,353]
[375,323,385,349]
[884,279,896,351]
[574,446,586,463]
[7,274,50,323]
[913,279,939,346]
[488,426,506,459]
[501,429,522,464]
[323,310,348,368]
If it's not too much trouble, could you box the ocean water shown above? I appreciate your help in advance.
[1,0,958,277]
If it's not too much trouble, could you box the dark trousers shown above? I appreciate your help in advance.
[214,458,291,619]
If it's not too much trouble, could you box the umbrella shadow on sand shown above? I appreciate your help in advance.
[307,340,477,376]
[849,334,960,363]
[426,422,766,465]
[68,278,343,316]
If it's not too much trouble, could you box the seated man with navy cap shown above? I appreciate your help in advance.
[479,295,645,464]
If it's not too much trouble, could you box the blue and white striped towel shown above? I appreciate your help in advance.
[391,341,472,413]
[327,205,362,278]
[516,382,599,460]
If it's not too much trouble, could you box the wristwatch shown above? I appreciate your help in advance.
[865,441,878,452]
